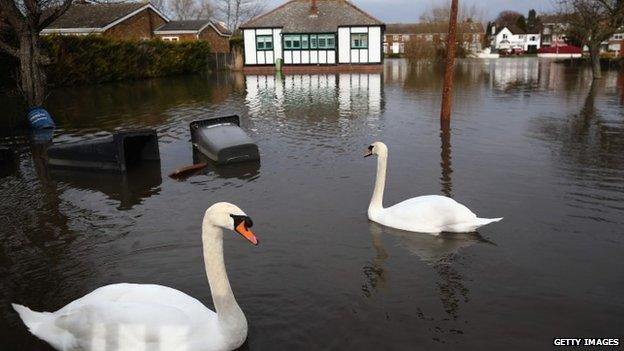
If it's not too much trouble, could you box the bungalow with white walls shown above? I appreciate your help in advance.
[239,0,384,72]
[491,25,540,53]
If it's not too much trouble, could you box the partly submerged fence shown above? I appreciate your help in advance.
[208,52,233,71]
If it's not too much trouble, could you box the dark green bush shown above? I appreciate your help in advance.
[42,35,212,86]
[229,35,243,49]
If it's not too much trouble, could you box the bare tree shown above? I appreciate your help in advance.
[494,10,523,28]
[214,0,266,31]
[0,0,73,107]
[559,0,624,79]
[169,0,213,20]
[416,1,485,55]
[151,0,167,14]
[419,1,485,23]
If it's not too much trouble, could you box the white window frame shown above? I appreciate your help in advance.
[162,36,179,42]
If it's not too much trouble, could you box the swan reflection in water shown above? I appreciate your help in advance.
[363,222,494,319]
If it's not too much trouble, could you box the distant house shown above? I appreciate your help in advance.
[539,15,569,48]
[601,29,624,56]
[154,20,232,53]
[41,1,168,40]
[491,25,541,52]
[239,0,385,71]
[384,22,484,55]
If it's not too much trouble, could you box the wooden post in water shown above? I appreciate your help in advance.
[440,125,453,198]
[440,0,459,126]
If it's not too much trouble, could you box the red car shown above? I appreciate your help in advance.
[499,47,525,56]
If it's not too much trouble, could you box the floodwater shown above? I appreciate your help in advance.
[1,58,623,350]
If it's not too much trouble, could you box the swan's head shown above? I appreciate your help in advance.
[364,142,388,158]
[205,202,258,245]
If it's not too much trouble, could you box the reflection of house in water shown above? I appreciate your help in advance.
[488,59,540,91]
[384,59,410,84]
[245,73,383,119]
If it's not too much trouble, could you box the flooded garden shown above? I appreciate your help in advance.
[1,58,623,350]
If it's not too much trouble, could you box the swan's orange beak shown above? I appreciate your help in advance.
[364,145,373,157]
[235,221,258,246]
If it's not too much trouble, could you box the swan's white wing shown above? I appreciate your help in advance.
[58,283,214,319]
[381,195,478,233]
[55,300,218,351]
[51,283,220,350]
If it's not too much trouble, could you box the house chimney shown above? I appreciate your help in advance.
[310,0,319,17]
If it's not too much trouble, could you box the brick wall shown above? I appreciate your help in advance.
[199,26,230,53]
[385,33,484,50]
[104,9,166,40]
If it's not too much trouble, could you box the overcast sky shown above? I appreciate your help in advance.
[265,0,557,23]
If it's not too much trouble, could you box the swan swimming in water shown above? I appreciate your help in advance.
[365,142,502,234]
[13,202,258,351]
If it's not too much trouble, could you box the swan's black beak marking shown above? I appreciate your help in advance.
[230,214,258,245]
[364,145,374,157]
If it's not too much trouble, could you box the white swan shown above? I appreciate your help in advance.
[13,202,258,351]
[365,142,502,234]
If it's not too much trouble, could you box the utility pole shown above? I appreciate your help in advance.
[440,0,459,126]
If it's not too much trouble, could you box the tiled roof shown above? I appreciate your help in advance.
[240,0,383,32]
[386,22,484,35]
[155,19,232,35]
[495,24,530,35]
[45,2,151,29]
[212,21,231,35]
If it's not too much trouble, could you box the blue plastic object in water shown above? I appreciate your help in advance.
[27,107,55,129]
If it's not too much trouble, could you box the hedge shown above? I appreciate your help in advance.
[1,35,213,88]
[45,35,212,85]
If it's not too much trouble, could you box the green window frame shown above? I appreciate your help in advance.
[256,35,273,51]
[284,34,302,50]
[310,34,318,49]
[317,34,335,49]
[351,33,368,49]
[283,33,335,50]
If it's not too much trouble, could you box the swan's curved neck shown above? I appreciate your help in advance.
[202,222,245,328]
[369,153,387,212]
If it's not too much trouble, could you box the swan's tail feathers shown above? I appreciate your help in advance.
[13,303,74,350]
[12,303,51,334]
[474,217,503,227]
